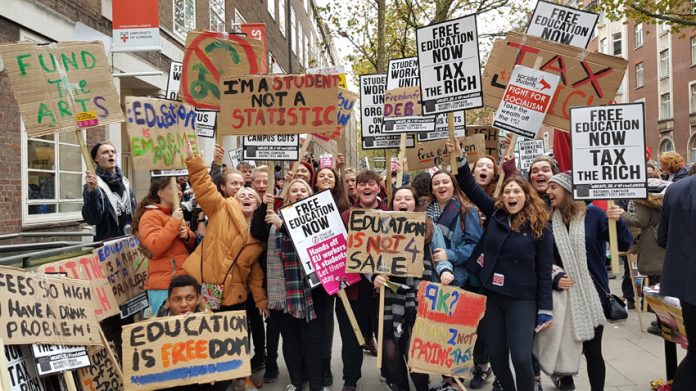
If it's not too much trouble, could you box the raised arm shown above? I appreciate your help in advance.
[455,159,495,218]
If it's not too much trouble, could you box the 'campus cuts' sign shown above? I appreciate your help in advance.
[383,57,435,133]
[242,135,299,161]
[570,103,647,200]
[416,14,483,114]
[526,0,599,49]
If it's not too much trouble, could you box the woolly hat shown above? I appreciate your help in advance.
[90,143,104,161]
[549,170,572,193]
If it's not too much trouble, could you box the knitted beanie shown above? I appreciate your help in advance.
[549,170,572,193]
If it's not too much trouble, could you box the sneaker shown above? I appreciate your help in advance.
[251,354,265,373]
[492,379,504,391]
[647,324,662,336]
[469,366,493,389]
[283,385,298,391]
[553,376,575,391]
[263,361,279,383]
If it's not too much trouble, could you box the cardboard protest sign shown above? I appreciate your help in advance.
[178,30,264,110]
[166,61,183,100]
[483,32,628,131]
[406,134,486,171]
[77,342,124,391]
[307,65,348,88]
[122,310,250,390]
[645,293,688,349]
[570,102,647,200]
[95,236,149,318]
[0,266,100,346]
[346,210,425,277]
[31,343,90,376]
[242,135,299,161]
[279,191,362,294]
[417,111,466,142]
[314,88,358,141]
[219,74,340,135]
[526,0,599,49]
[0,41,124,137]
[465,125,500,161]
[125,96,200,171]
[195,110,217,138]
[383,57,435,133]
[408,282,486,377]
[493,65,560,139]
[4,345,46,391]
[416,15,483,115]
[38,253,120,321]
[518,139,545,171]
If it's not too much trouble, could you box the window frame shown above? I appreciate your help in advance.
[173,0,196,41]
[612,32,622,56]
[690,81,696,114]
[209,0,226,32]
[659,49,670,79]
[660,92,672,120]
[599,37,607,54]
[635,62,644,89]
[691,36,696,66]
[268,0,276,20]
[279,0,286,37]
[634,23,643,49]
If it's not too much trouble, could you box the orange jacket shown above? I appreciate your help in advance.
[138,205,195,290]
[183,156,266,308]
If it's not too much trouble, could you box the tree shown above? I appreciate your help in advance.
[595,0,696,30]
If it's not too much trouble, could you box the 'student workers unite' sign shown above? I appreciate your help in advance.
[242,135,300,161]
[279,191,361,294]
[360,73,415,149]
[346,210,425,277]
[125,96,200,171]
[570,103,647,200]
[0,41,124,137]
[518,139,546,171]
[417,111,466,142]
[122,310,250,390]
[219,74,340,135]
[408,282,486,377]
[483,32,627,131]
[416,14,483,115]
[526,0,599,49]
[383,57,435,133]
[492,65,560,139]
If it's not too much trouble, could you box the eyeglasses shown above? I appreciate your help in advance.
[171,295,198,304]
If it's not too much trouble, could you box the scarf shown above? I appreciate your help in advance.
[95,167,132,219]
[552,210,606,342]
[266,226,287,311]
[277,229,316,322]
[427,198,461,247]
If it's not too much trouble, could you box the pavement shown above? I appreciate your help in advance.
[251,277,686,391]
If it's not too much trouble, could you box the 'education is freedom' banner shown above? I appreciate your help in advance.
[526,0,599,49]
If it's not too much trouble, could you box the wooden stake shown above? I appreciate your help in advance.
[454,376,469,391]
[395,134,407,192]
[215,124,223,166]
[448,112,458,175]
[63,371,78,391]
[336,289,366,346]
[170,177,181,211]
[0,339,12,391]
[607,200,620,275]
[376,284,385,369]
[338,132,347,179]
[493,134,517,198]
[76,130,95,172]
[385,149,392,204]
[626,252,645,332]
[280,135,313,199]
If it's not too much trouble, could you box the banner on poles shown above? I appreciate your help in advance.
[493,65,560,139]
[77,342,124,391]
[31,344,90,376]
[0,266,100,346]
[465,126,500,161]
[125,96,199,171]
[166,61,183,101]
[417,111,466,141]
[219,74,339,135]
[240,23,268,74]
[0,41,124,137]
[526,0,599,49]
[96,237,149,318]
[112,0,160,51]
[122,311,250,390]
[416,14,483,115]
[518,139,546,171]
[4,345,45,391]
[195,110,217,138]
[483,32,627,131]
[570,102,647,200]
[242,135,300,161]
[279,191,362,294]
[383,57,435,133]
[408,282,486,377]
[346,210,425,277]
[406,134,485,171]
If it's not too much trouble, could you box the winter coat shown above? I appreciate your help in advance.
[622,195,665,275]
[138,205,195,290]
[82,174,137,241]
[183,156,266,308]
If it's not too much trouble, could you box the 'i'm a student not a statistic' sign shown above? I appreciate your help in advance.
[570,103,647,200]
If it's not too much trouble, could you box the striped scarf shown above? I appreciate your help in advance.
[277,229,316,322]
[266,226,287,311]
[427,198,462,247]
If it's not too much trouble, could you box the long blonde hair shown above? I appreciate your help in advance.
[283,179,314,206]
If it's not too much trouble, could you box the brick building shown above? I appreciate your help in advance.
[0,0,351,236]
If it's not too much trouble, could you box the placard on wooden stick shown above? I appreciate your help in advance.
[406,134,485,171]
[383,57,435,133]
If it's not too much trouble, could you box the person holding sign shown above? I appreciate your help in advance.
[132,177,195,314]
[373,187,455,391]
[449,141,553,391]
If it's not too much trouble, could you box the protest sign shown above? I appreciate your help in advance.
[96,236,149,318]
[346,210,425,277]
[166,61,183,101]
[307,65,348,88]
[31,344,90,376]
[242,135,299,161]
[0,41,124,137]
[362,135,415,150]
[219,74,340,135]
[570,103,646,200]
[417,111,466,141]
[125,96,200,171]
[518,139,545,171]
[465,125,500,161]
[178,30,264,110]
[526,0,599,49]
[406,134,485,171]
[0,266,100,346]
[314,88,358,141]
[360,74,387,138]
[77,342,124,391]
[416,15,483,115]
[4,345,45,391]
[122,310,250,390]
[240,23,268,74]
[319,154,335,169]
[279,191,361,294]
[150,169,188,177]
[408,282,486,377]
[645,292,688,349]
[228,148,243,168]
[383,57,435,133]
[38,253,120,321]
[112,0,160,51]
[493,65,560,139]
[195,110,216,138]
[483,32,627,131]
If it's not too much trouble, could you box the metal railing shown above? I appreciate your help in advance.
[0,231,103,268]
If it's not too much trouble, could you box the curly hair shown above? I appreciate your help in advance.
[659,151,684,174]
[494,176,549,238]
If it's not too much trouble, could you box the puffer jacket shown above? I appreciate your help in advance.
[622,194,666,275]
[183,156,267,308]
[138,205,195,290]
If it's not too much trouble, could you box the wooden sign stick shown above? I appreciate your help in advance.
[170,177,181,211]
[493,134,517,198]
[607,200,620,276]
[99,327,125,383]
[279,135,312,199]
[385,149,392,204]
[376,284,386,369]
[448,112,458,175]
[395,134,407,192]
[266,167,275,208]
[336,289,366,346]
[63,371,78,391]
[338,133,347,179]
[76,130,95,172]
[454,377,469,391]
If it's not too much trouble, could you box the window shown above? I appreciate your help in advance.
[658,21,669,35]
[173,0,195,40]
[290,7,296,54]
[690,135,696,163]
[635,23,643,48]
[612,32,622,56]
[692,37,696,66]
[660,49,670,78]
[279,0,286,37]
[635,63,644,88]
[232,9,246,33]
[599,38,607,54]
[691,83,696,113]
[659,138,674,154]
[210,0,225,32]
[660,93,672,119]
[268,0,275,20]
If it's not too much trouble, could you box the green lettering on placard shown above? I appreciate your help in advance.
[131,137,155,157]
[16,54,32,76]
[37,102,56,124]
[39,53,57,74]
[61,52,78,72]
[81,50,97,69]
[57,100,72,117]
